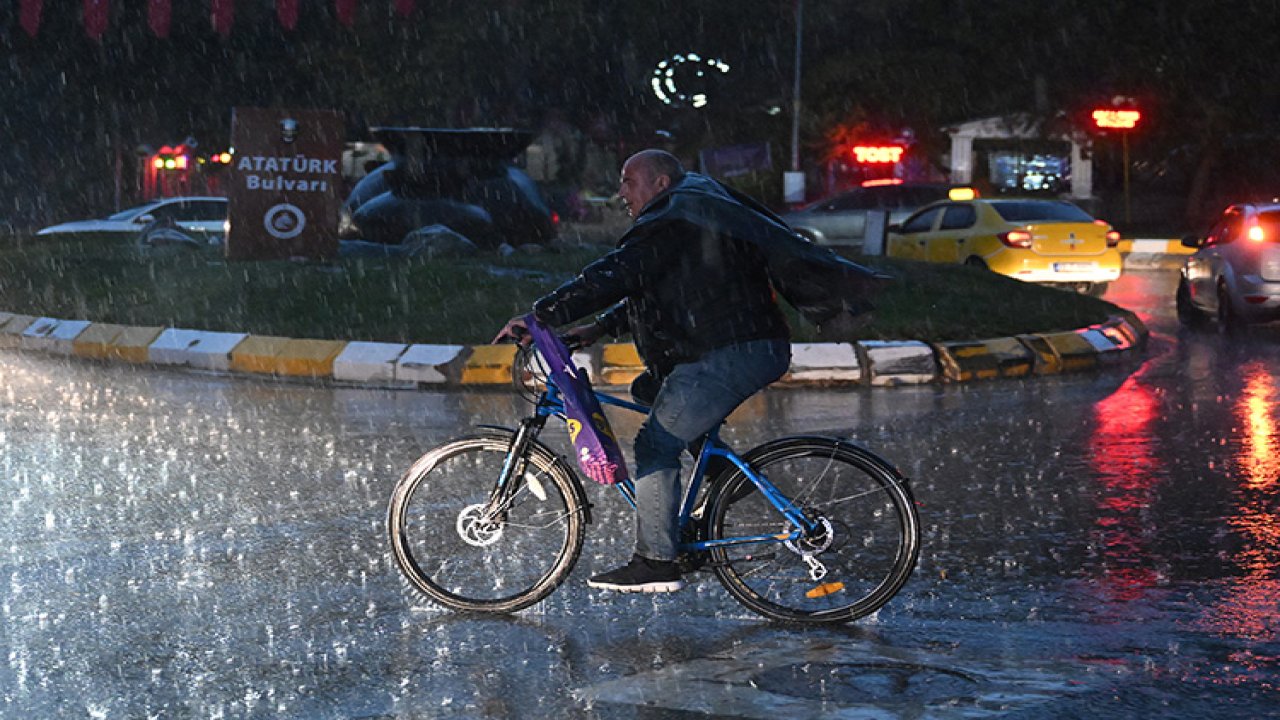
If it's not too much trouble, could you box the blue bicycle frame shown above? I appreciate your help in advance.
[530,377,821,554]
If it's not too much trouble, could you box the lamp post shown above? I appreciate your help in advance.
[784,0,805,204]
[1091,104,1141,224]
[790,0,803,173]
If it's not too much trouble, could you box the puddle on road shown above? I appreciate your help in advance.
[574,636,1099,718]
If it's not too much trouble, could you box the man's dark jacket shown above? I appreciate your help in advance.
[533,173,884,373]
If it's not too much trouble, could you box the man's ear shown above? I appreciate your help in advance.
[655,174,672,192]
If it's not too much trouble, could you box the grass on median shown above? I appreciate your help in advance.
[0,233,1123,345]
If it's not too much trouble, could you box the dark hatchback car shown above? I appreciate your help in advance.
[782,181,965,248]
[340,127,557,248]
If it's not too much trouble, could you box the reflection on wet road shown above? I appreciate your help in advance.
[1,269,1278,717]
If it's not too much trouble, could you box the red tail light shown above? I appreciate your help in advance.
[551,212,561,226]
[1095,219,1121,247]
[999,229,1033,248]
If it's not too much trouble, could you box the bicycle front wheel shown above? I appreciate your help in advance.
[387,430,587,613]
[707,436,920,624]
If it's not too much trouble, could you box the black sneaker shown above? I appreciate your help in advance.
[587,554,685,593]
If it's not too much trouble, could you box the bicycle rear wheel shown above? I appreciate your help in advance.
[707,436,919,624]
[387,429,587,613]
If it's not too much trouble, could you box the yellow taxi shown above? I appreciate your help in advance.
[886,194,1123,294]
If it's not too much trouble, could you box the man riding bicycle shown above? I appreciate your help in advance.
[496,149,792,593]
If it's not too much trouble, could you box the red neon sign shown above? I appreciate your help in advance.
[1092,109,1141,129]
[852,145,905,164]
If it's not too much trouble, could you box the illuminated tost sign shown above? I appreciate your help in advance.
[851,145,905,164]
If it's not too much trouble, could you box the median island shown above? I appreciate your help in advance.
[0,233,1123,347]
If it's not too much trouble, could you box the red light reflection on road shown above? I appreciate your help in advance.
[1087,372,1161,602]
[1239,364,1280,488]
[1199,361,1280,645]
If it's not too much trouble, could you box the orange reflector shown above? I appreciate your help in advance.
[805,581,845,599]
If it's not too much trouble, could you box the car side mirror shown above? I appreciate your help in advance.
[1180,233,1202,249]
[135,214,155,225]
[887,223,903,234]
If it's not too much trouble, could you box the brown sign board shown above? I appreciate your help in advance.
[226,107,344,261]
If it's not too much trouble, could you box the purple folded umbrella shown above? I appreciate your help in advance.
[526,315,629,485]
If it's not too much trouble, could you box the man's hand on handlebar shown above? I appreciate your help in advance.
[494,316,606,350]
[562,320,606,350]
[493,316,531,346]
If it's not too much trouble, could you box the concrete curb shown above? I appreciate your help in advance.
[0,309,1150,390]
[1119,239,1192,270]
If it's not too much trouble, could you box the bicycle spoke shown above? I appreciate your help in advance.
[807,480,908,509]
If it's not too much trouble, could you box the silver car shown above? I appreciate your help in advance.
[782,182,960,248]
[36,196,229,239]
[1177,202,1280,332]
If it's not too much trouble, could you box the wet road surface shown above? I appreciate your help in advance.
[2,268,1278,718]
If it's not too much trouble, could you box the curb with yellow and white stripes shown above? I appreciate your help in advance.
[1118,238,1194,269]
[0,309,1148,390]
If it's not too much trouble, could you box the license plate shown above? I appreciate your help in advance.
[1053,262,1096,272]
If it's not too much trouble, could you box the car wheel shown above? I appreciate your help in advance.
[1084,282,1109,297]
[963,256,988,270]
[1217,281,1246,335]
[1176,278,1208,330]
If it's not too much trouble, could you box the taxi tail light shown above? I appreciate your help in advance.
[999,229,1033,249]
[1248,224,1265,242]
[1094,219,1122,247]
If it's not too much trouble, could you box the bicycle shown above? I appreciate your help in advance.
[387,320,921,624]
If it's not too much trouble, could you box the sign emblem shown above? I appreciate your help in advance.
[263,203,306,239]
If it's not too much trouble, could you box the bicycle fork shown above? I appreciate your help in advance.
[483,416,548,522]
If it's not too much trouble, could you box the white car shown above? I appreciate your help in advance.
[1177,202,1280,332]
[781,181,963,248]
[36,196,228,239]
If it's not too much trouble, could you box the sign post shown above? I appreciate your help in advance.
[1091,106,1141,225]
[227,107,344,261]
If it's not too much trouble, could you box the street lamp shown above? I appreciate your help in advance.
[784,0,805,204]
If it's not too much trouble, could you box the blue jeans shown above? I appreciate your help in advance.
[631,339,791,561]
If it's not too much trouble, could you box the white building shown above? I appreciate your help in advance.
[945,114,1093,201]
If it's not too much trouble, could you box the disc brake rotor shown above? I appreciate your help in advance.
[456,503,505,547]
[784,515,834,555]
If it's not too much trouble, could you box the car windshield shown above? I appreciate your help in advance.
[105,203,161,221]
[990,201,1094,223]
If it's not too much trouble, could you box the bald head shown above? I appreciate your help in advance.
[617,149,686,218]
